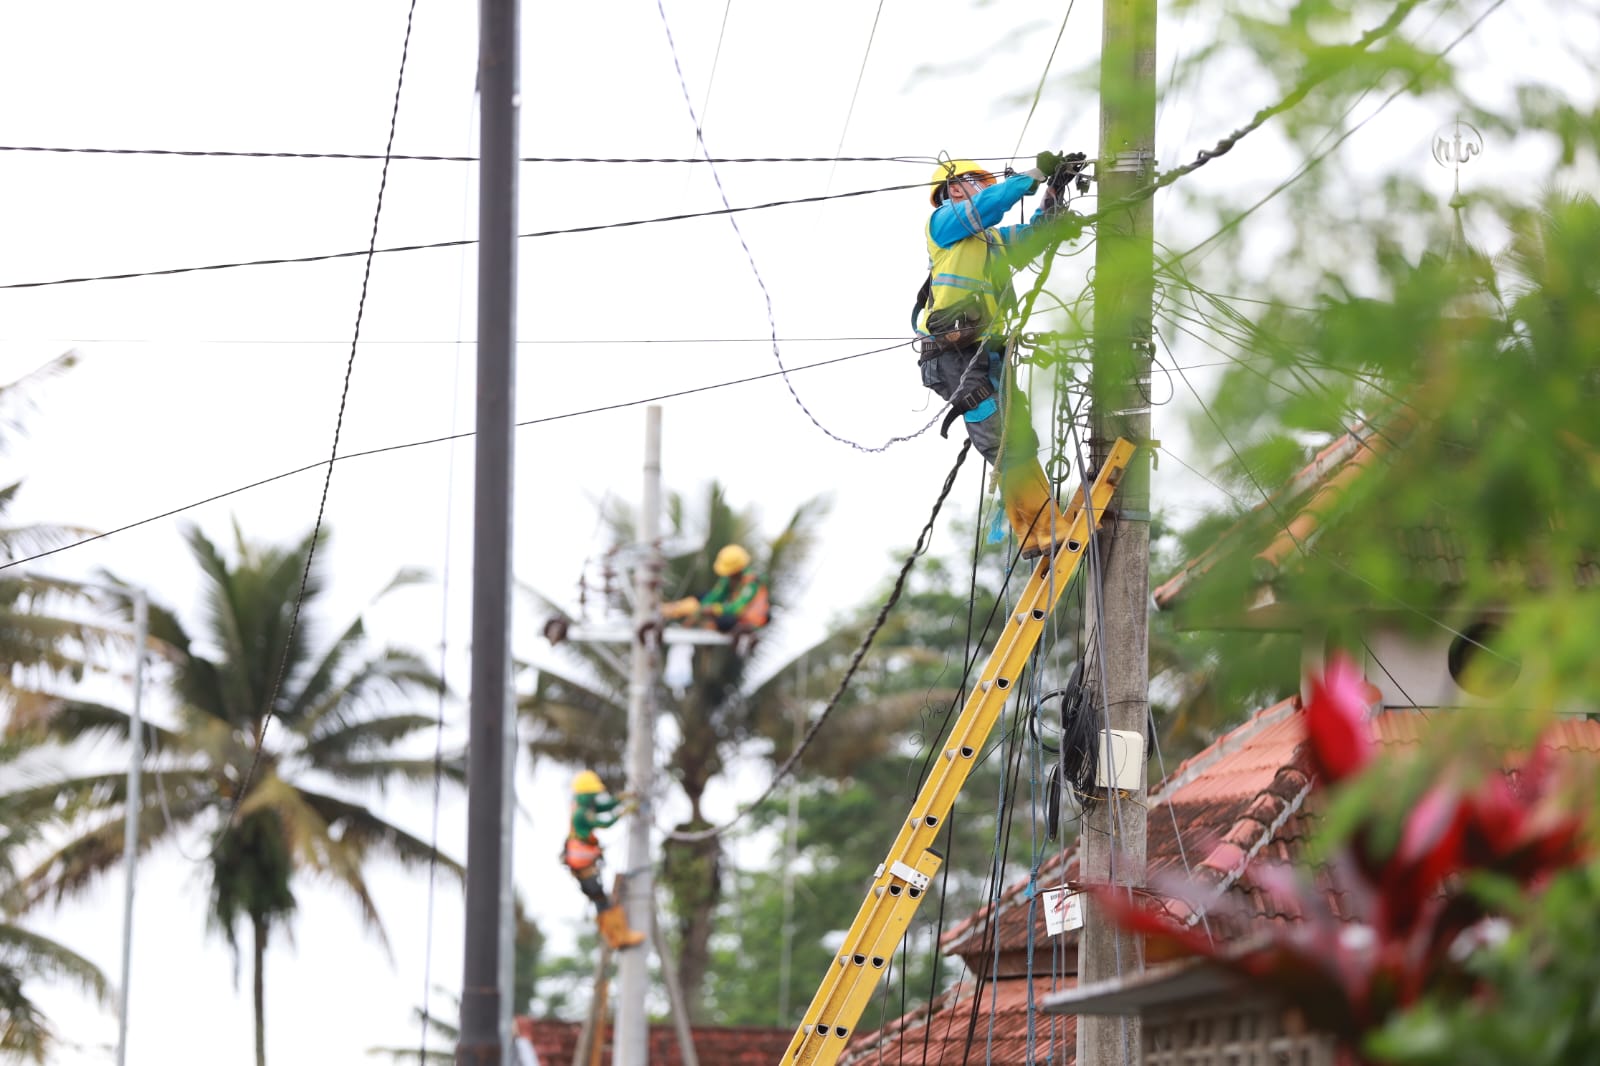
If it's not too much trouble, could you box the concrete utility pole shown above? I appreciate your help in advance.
[458,0,520,1061]
[115,588,148,1066]
[616,406,663,1066]
[1077,0,1155,1058]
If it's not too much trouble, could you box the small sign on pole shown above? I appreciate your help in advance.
[1042,887,1082,937]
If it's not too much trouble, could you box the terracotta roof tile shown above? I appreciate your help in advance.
[517,1018,793,1066]
[840,976,1079,1066]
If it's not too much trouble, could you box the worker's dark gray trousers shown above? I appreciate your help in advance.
[919,345,1038,470]
[573,871,610,913]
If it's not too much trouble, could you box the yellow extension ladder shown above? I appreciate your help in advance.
[780,437,1136,1066]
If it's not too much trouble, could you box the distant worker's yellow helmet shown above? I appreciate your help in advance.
[713,543,751,577]
[573,770,605,795]
[929,158,995,206]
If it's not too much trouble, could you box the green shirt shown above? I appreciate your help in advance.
[571,793,621,841]
[701,572,766,616]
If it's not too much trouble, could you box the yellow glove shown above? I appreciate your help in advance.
[662,597,701,621]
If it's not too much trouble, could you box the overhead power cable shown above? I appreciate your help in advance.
[1167,0,1503,266]
[654,0,931,453]
[0,181,926,291]
[1014,0,1430,262]
[222,0,421,836]
[823,0,887,191]
[0,145,938,164]
[0,340,916,573]
[0,334,910,345]
[1010,0,1080,160]
[10,0,1433,300]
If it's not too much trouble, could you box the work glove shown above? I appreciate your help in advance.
[1036,150,1065,178]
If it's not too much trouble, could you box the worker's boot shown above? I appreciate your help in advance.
[597,905,646,950]
[1002,460,1068,561]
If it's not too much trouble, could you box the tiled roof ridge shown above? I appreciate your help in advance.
[1196,757,1312,899]
[1151,695,1301,801]
[1154,754,1317,930]
[1152,408,1413,608]
[1251,426,1399,575]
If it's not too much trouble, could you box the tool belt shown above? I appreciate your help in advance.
[918,301,989,359]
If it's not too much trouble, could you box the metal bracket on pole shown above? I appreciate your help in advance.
[1106,149,1155,177]
[549,621,735,648]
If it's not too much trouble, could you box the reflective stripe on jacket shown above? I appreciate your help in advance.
[923,218,1006,328]
[563,835,603,871]
[919,172,1048,337]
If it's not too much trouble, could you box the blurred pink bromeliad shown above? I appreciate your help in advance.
[1095,654,1589,1055]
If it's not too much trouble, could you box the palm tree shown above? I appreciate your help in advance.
[0,352,129,1058]
[11,522,461,1066]
[0,740,109,1064]
[524,482,862,1019]
[0,352,124,719]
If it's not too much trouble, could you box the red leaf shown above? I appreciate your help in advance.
[1304,654,1376,784]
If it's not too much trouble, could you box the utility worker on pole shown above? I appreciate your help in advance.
[915,151,1085,558]
[662,543,770,637]
[563,770,646,950]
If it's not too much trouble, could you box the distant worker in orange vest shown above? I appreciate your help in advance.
[562,770,645,950]
[662,544,770,643]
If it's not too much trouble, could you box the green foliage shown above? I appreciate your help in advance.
[1116,1,1600,1056]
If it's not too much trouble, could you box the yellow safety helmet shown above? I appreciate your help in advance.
[573,769,605,795]
[713,543,751,577]
[929,158,995,206]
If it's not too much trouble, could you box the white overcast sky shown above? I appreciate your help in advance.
[1,0,1593,1063]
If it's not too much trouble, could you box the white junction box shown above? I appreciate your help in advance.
[1097,729,1146,791]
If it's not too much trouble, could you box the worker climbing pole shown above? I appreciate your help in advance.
[562,770,646,951]
[912,150,1091,559]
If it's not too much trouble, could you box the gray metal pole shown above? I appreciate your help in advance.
[616,406,663,1066]
[458,0,519,1061]
[1077,0,1155,1060]
[115,588,147,1066]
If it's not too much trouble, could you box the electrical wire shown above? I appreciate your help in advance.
[0,181,928,291]
[1166,0,1506,267]
[823,0,887,193]
[0,343,920,577]
[693,0,737,133]
[0,334,909,345]
[1165,341,1518,665]
[221,0,420,839]
[1010,0,1079,161]
[416,83,479,1066]
[652,0,932,453]
[0,145,937,164]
